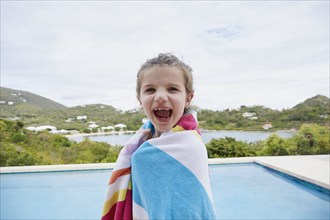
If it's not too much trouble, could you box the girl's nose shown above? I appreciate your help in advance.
[154,89,168,103]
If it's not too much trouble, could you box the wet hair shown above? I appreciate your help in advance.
[136,53,194,97]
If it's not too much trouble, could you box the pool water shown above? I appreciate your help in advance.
[210,163,329,219]
[1,163,329,220]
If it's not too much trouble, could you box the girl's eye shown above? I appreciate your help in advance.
[144,88,155,93]
[168,87,179,92]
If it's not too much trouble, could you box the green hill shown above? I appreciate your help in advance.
[197,95,329,130]
[280,95,330,126]
[293,95,330,109]
[0,87,144,131]
[0,87,67,115]
[0,87,329,131]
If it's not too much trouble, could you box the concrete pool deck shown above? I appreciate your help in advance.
[1,155,329,190]
[209,155,330,190]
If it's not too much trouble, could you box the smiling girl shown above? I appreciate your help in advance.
[136,55,194,137]
[102,53,215,220]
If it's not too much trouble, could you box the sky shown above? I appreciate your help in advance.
[1,1,329,111]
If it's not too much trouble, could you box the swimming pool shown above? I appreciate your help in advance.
[210,163,329,219]
[1,163,329,219]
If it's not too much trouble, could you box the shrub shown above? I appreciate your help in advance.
[206,137,255,158]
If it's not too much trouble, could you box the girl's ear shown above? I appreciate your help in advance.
[137,95,141,105]
[186,92,194,106]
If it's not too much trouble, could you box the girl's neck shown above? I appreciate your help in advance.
[153,131,163,138]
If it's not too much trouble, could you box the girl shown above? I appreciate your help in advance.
[102,53,215,220]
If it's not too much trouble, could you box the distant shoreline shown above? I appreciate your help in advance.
[65,130,136,138]
[66,128,296,139]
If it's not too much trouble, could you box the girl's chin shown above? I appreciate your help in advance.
[153,121,174,134]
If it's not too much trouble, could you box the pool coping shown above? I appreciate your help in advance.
[1,155,329,190]
[209,155,330,190]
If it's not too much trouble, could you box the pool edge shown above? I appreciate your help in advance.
[254,159,330,190]
[1,155,329,190]
[0,163,116,174]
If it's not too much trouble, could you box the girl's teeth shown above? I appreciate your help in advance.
[154,108,172,118]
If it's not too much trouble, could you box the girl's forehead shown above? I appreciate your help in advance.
[141,65,184,79]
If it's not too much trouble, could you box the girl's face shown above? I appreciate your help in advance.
[138,65,193,137]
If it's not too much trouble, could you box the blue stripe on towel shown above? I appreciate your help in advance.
[132,141,215,219]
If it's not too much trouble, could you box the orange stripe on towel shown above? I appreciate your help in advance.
[109,168,131,184]
[102,180,132,217]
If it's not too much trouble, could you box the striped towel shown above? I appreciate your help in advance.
[101,112,215,219]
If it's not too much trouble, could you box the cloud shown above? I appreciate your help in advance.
[1,1,329,110]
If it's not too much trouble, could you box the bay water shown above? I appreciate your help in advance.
[68,130,295,146]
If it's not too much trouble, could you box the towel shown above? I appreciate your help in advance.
[101,112,215,219]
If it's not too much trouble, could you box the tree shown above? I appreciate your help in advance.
[0,119,121,166]
[292,124,330,155]
[259,134,291,156]
[206,137,255,158]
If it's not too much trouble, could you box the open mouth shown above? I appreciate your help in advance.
[153,108,172,119]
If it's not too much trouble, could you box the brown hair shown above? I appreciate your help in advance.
[136,53,194,97]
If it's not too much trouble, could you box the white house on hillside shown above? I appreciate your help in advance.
[242,112,258,120]
[65,118,74,122]
[50,129,70,134]
[242,112,256,118]
[115,124,127,131]
[101,126,114,132]
[77,115,87,120]
[26,125,57,132]
[26,125,71,134]
[262,123,273,130]
[88,123,99,130]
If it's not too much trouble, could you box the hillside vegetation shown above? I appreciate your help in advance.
[1,87,329,132]
[1,119,328,166]
[1,87,329,166]
[198,94,329,130]
[0,87,66,111]
[0,119,120,166]
[207,124,329,158]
